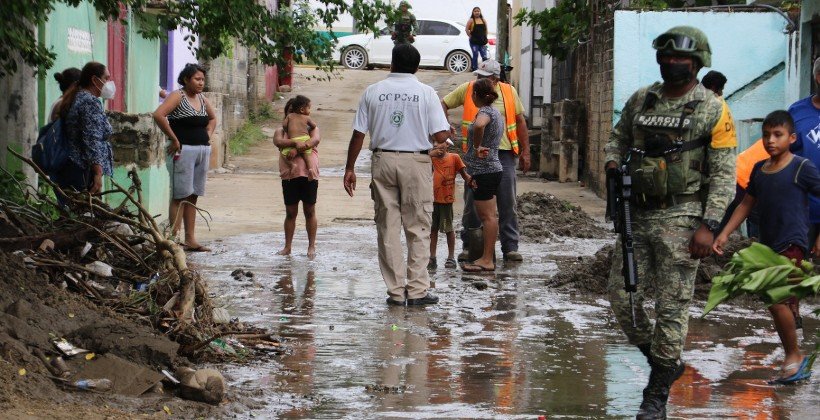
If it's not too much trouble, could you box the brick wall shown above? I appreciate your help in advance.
[202,42,271,168]
[550,5,614,197]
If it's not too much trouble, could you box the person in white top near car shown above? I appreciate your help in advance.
[343,44,452,307]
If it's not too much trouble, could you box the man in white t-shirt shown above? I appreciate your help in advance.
[344,44,451,306]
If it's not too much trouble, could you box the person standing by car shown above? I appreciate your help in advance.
[390,1,418,45]
[466,7,489,72]
[343,44,451,306]
[153,63,217,253]
[442,59,531,263]
[56,61,115,195]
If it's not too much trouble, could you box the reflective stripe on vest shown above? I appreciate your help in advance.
[461,81,519,154]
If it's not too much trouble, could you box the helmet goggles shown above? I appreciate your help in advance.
[652,33,698,53]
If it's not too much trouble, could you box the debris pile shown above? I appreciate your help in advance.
[0,152,280,408]
[517,192,611,241]
[549,234,755,298]
[549,245,614,294]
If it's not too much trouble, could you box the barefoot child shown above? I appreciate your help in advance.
[713,110,819,384]
[429,140,472,269]
[282,95,319,181]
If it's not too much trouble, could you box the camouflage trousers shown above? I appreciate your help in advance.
[607,215,701,368]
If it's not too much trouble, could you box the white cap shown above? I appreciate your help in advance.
[473,59,501,77]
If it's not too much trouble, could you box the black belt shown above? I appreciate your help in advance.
[373,148,428,155]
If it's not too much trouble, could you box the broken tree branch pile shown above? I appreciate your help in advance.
[1,149,280,360]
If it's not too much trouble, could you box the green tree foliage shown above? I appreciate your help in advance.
[0,0,393,77]
[513,0,591,61]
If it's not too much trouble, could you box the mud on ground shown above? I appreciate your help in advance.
[517,192,611,241]
[0,251,222,417]
[549,234,754,299]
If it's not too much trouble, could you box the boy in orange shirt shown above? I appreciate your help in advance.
[429,142,474,269]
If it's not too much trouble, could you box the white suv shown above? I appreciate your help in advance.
[332,19,495,73]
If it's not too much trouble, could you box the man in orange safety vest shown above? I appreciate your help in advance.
[441,59,531,262]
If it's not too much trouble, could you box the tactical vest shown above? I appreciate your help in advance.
[627,86,711,208]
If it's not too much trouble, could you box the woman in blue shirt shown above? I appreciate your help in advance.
[56,61,115,195]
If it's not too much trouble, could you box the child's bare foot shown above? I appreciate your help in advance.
[307,246,316,260]
[276,247,291,256]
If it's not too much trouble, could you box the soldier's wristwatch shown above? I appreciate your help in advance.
[702,219,720,233]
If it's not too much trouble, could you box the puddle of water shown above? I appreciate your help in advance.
[190,226,819,419]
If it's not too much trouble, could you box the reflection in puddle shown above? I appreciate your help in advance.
[191,226,818,418]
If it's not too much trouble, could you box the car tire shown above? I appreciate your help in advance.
[445,50,471,73]
[342,46,368,70]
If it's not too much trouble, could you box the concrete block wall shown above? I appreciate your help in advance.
[570,17,614,196]
[204,41,271,168]
[205,41,250,147]
[107,112,171,221]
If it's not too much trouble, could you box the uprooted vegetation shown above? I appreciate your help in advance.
[0,150,280,411]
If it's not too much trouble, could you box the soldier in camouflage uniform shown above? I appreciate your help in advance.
[605,26,737,419]
[390,1,418,45]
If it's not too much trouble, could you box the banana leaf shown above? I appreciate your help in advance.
[702,243,816,316]
[764,275,820,304]
[739,265,800,293]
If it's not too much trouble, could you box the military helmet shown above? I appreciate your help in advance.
[652,26,711,68]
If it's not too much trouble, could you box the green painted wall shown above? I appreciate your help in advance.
[126,15,161,113]
[107,164,170,223]
[38,1,108,126]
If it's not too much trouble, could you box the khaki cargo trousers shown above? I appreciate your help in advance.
[370,150,434,301]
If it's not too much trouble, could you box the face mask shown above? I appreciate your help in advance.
[100,81,116,100]
[659,62,693,87]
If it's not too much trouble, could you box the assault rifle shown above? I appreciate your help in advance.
[606,164,638,327]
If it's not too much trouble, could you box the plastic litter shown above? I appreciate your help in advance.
[53,338,90,356]
[71,378,112,391]
[212,308,231,324]
[79,242,92,258]
[85,261,113,277]
[162,369,180,384]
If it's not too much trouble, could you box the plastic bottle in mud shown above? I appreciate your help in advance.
[72,378,113,391]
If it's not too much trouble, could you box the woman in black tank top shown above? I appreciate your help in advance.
[466,7,489,72]
[153,63,217,252]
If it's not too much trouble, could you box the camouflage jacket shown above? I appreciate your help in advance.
[605,82,737,221]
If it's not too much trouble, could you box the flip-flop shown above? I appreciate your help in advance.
[461,262,495,272]
[184,245,212,253]
[768,357,812,385]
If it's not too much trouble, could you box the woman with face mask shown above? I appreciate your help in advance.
[56,61,115,196]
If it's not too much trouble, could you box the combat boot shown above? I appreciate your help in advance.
[636,360,686,420]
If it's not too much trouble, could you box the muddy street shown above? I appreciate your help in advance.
[190,68,818,418]
[191,228,818,418]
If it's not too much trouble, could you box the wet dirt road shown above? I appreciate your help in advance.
[193,68,818,418]
[190,227,818,419]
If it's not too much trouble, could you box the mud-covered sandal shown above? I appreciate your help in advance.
[461,262,494,272]
[769,357,812,385]
[444,258,457,269]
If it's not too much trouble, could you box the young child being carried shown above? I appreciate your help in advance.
[713,110,819,385]
[282,95,319,180]
[429,140,473,270]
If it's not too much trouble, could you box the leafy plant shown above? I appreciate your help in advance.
[703,242,820,369]
[228,121,266,157]
[1,0,394,77]
[513,0,591,61]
